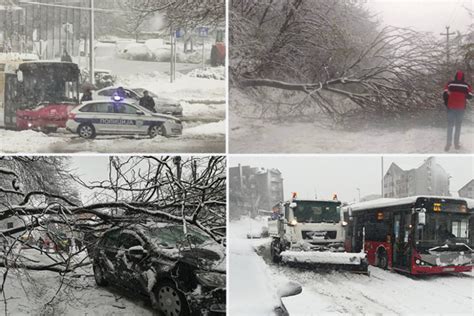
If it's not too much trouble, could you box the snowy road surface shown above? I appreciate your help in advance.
[0,121,225,154]
[230,217,474,316]
[229,111,474,154]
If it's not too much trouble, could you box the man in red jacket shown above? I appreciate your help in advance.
[443,70,472,151]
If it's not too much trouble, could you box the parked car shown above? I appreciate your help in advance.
[93,86,183,116]
[80,68,116,90]
[90,223,226,316]
[65,100,182,139]
[16,102,78,133]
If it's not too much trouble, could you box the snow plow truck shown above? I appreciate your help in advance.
[268,195,369,274]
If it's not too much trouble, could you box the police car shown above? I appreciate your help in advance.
[66,100,183,139]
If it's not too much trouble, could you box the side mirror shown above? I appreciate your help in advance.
[17,70,23,82]
[278,281,303,298]
[418,209,426,226]
[136,111,145,116]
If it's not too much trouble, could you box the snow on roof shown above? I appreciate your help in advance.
[465,198,474,209]
[345,196,467,212]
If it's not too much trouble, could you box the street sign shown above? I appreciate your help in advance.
[62,23,74,34]
[197,27,209,38]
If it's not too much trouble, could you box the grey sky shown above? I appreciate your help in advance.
[366,0,472,34]
[229,156,474,202]
[69,156,111,203]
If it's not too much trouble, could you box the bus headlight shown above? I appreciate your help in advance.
[289,219,297,226]
[415,259,421,265]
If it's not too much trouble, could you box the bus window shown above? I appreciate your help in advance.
[451,219,469,238]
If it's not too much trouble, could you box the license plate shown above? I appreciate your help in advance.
[443,267,455,272]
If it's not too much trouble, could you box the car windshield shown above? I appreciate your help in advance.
[292,201,340,223]
[148,225,210,248]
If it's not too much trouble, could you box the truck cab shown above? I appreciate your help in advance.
[269,199,346,261]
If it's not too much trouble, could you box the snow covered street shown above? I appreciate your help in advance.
[229,217,474,316]
[230,112,474,153]
[1,249,154,316]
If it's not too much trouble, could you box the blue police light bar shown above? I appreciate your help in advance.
[112,95,122,101]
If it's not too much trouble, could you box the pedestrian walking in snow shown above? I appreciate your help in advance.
[139,90,156,112]
[443,70,472,151]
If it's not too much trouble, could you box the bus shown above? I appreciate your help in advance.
[0,57,80,129]
[343,196,472,275]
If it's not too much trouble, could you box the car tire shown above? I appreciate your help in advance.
[149,124,165,138]
[78,124,96,139]
[93,263,108,286]
[377,249,388,270]
[153,281,190,316]
[41,127,57,134]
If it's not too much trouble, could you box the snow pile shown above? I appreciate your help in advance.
[184,121,225,136]
[180,102,225,117]
[187,67,225,80]
[117,42,155,61]
[116,39,212,64]
[281,250,366,265]
[229,217,295,315]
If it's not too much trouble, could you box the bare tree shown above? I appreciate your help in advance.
[0,156,226,313]
[231,0,467,123]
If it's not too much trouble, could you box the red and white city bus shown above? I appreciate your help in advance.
[343,196,472,275]
[0,55,80,131]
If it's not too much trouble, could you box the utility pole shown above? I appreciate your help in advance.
[440,26,456,66]
[89,0,95,85]
[381,156,384,198]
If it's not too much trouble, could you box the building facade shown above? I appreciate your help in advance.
[229,165,284,217]
[458,180,474,199]
[383,157,450,198]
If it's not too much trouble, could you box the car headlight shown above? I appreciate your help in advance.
[195,271,225,288]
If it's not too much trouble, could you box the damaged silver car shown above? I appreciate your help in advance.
[90,223,226,316]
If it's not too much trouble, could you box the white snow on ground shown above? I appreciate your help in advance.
[181,101,226,117]
[118,71,225,104]
[184,121,225,136]
[187,67,226,81]
[230,216,474,316]
[229,217,294,316]
[0,128,225,154]
[230,111,474,153]
[1,249,153,315]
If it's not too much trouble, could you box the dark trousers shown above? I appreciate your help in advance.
[446,109,464,146]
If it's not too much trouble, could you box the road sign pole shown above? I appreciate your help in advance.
[202,38,205,70]
[89,0,95,85]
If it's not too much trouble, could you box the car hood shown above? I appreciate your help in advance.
[150,112,181,121]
